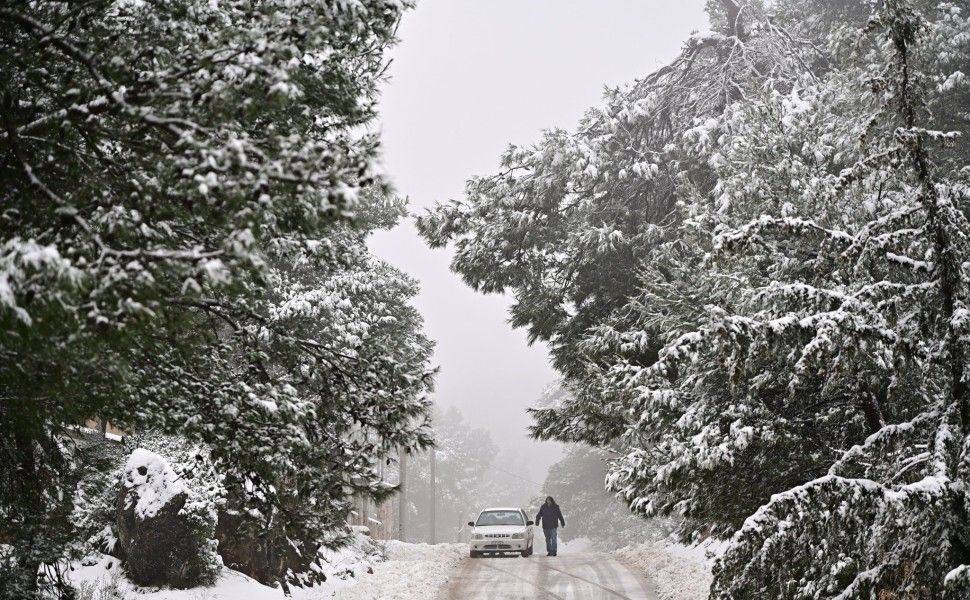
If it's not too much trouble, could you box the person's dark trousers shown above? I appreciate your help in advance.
[543,527,558,556]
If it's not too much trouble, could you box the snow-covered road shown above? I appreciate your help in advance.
[446,553,657,599]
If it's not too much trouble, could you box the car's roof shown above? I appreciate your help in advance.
[479,507,523,513]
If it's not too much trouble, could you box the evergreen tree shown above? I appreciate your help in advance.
[705,2,970,595]
[419,0,970,596]
[0,0,432,596]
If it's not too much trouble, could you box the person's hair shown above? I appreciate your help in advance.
[545,496,557,507]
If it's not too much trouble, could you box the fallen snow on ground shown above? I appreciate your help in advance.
[68,554,283,600]
[66,540,465,600]
[333,541,466,600]
[613,539,723,600]
[558,536,594,553]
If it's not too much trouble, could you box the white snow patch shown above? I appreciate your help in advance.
[614,539,723,600]
[121,448,185,519]
[332,542,465,600]
[945,564,970,585]
[66,539,464,599]
[202,258,230,285]
[67,554,284,600]
[559,537,595,553]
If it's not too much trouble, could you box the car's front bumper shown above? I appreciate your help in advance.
[470,539,528,552]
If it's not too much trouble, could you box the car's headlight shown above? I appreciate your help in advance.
[473,534,483,540]
[512,532,524,539]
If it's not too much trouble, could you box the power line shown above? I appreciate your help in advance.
[482,462,545,488]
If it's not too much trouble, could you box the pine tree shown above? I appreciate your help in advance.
[416,0,816,449]
[419,0,970,596]
[0,1,431,596]
[706,2,970,595]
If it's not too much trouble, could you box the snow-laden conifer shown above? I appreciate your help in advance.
[420,0,970,596]
[0,2,432,596]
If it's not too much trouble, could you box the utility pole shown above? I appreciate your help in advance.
[429,449,437,544]
[398,447,407,541]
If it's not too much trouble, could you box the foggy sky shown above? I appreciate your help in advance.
[370,0,709,486]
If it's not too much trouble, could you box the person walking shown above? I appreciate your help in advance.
[535,496,565,556]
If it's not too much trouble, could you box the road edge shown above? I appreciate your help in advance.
[613,554,661,600]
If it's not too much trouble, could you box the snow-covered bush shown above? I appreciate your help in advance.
[73,574,126,600]
[70,432,222,561]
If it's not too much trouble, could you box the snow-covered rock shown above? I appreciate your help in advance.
[66,539,463,600]
[116,448,218,588]
[121,448,186,519]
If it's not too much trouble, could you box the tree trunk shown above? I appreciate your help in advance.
[398,448,407,541]
[429,449,437,545]
[12,426,42,596]
[718,0,745,38]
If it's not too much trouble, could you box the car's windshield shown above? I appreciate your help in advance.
[476,510,525,527]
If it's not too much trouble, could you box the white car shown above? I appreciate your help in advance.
[467,507,535,558]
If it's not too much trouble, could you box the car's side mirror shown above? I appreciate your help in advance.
[527,520,534,526]
[467,521,475,527]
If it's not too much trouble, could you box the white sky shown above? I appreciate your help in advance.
[370,0,709,485]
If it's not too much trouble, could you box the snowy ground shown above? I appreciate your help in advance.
[447,550,651,599]
[67,537,715,599]
[66,539,465,600]
[557,536,595,553]
[69,554,285,600]
[334,542,465,600]
[613,539,723,600]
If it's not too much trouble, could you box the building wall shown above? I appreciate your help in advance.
[83,419,127,438]
[349,493,400,541]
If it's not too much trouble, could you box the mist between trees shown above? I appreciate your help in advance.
[399,399,666,549]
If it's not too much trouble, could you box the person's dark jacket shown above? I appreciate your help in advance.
[535,504,565,530]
